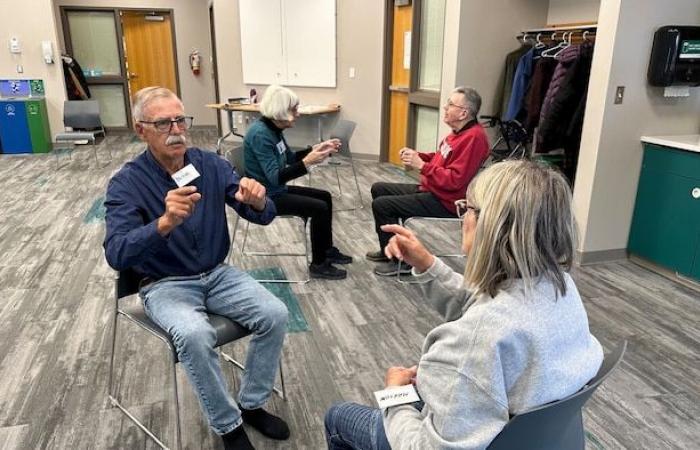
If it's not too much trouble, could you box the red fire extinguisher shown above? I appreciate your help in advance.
[189,50,201,75]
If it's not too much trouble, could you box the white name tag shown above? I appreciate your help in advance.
[374,384,421,410]
[172,163,201,187]
[276,140,287,155]
[439,141,452,158]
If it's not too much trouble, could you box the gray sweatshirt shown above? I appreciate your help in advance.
[384,258,603,449]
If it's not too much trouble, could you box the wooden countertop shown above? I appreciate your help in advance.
[206,103,341,115]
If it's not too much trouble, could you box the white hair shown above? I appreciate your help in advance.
[259,85,299,121]
[131,86,181,124]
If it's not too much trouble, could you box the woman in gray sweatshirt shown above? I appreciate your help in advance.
[325,160,603,449]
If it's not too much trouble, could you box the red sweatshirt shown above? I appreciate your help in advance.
[417,122,490,213]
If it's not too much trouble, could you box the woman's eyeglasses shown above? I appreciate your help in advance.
[454,199,479,219]
[139,116,194,133]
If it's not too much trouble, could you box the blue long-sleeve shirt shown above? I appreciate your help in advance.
[103,147,276,279]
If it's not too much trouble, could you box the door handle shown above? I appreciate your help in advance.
[129,72,138,79]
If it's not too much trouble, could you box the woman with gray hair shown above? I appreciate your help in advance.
[325,160,603,449]
[244,85,352,280]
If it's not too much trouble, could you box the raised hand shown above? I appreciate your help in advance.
[399,147,425,170]
[303,138,341,166]
[235,177,267,211]
[381,224,434,273]
[157,186,202,236]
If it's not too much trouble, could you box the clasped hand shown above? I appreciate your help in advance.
[399,147,425,170]
[385,365,418,388]
[303,138,341,166]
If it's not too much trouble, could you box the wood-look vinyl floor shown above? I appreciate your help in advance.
[0,129,697,450]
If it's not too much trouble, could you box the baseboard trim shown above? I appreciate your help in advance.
[576,248,628,265]
[629,255,700,292]
[350,152,379,161]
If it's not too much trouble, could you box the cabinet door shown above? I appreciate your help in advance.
[239,0,287,85]
[628,168,700,276]
[283,0,336,87]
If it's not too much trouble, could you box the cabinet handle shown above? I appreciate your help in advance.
[692,187,700,199]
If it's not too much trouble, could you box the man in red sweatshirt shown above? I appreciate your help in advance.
[368,86,490,276]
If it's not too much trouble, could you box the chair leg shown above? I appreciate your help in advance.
[334,166,343,197]
[228,215,241,265]
[220,350,287,400]
[350,161,364,209]
[170,344,183,450]
[239,217,310,283]
[108,314,171,449]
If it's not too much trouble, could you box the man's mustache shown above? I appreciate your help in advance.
[166,135,186,146]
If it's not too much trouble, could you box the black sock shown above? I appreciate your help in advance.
[221,425,254,450]
[239,405,290,440]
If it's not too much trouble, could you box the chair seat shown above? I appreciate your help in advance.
[55,131,97,142]
[119,302,252,360]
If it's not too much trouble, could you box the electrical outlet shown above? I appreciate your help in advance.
[349,67,356,78]
[615,86,625,104]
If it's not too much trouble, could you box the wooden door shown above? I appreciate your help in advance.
[121,11,178,97]
[387,4,412,166]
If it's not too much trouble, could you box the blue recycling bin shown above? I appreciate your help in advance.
[0,100,32,154]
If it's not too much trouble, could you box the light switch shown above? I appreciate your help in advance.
[615,86,625,104]
[349,67,356,78]
[16,64,23,73]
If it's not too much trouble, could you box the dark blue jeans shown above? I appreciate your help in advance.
[324,402,391,450]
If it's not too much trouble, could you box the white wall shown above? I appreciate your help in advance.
[54,0,217,126]
[211,0,385,155]
[440,0,550,137]
[0,0,67,137]
[547,0,601,24]
[573,0,700,257]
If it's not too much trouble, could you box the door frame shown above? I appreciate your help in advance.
[209,4,222,136]
[60,6,181,130]
[380,0,444,162]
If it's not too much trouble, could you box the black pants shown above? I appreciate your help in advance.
[370,182,454,251]
[273,185,333,264]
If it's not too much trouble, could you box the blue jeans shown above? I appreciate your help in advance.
[140,264,288,435]
[324,402,391,450]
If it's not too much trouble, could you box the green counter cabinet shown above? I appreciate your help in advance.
[628,143,700,281]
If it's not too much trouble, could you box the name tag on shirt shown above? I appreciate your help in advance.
[172,163,201,187]
[439,140,452,158]
[374,384,421,409]
[276,140,287,155]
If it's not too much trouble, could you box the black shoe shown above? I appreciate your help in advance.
[373,261,412,277]
[326,246,353,264]
[239,405,290,440]
[222,425,255,450]
[309,261,347,280]
[365,250,390,263]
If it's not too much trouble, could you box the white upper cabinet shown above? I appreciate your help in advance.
[239,0,336,87]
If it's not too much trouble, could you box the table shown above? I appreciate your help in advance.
[206,103,341,154]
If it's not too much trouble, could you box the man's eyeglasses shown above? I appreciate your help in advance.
[139,116,194,133]
[455,199,479,219]
[444,101,469,111]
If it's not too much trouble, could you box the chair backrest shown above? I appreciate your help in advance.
[226,144,246,176]
[116,268,144,300]
[64,100,103,130]
[487,341,627,450]
[329,119,356,157]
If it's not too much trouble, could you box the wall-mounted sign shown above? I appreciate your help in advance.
[0,79,44,98]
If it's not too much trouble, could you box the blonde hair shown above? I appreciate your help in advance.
[260,85,299,121]
[463,160,577,298]
[131,86,182,124]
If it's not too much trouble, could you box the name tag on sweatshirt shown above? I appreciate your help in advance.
[439,140,452,158]
[172,164,200,187]
[374,384,420,409]
[276,140,287,154]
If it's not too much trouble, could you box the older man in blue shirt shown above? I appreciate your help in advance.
[104,87,288,450]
